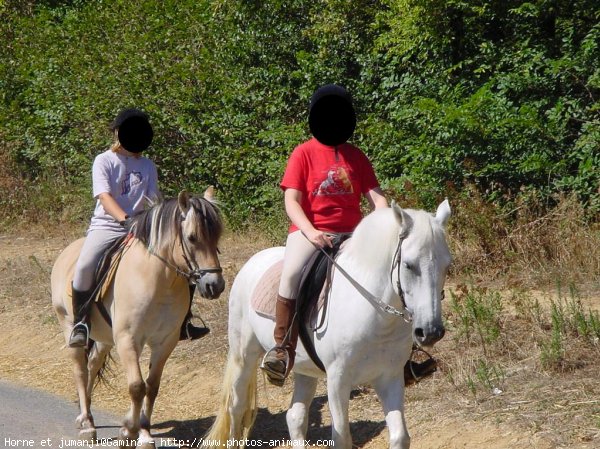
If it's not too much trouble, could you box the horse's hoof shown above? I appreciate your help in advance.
[117,438,137,449]
[118,428,139,448]
[78,427,97,442]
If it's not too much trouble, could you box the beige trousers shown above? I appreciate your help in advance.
[278,230,319,299]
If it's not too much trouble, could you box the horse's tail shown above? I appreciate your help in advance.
[203,352,258,448]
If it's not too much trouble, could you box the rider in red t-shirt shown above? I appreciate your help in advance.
[261,85,388,385]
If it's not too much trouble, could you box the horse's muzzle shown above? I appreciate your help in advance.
[198,273,225,299]
[413,324,445,347]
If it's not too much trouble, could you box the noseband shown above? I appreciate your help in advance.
[178,232,223,284]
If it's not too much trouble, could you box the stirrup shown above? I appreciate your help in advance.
[69,322,90,348]
[180,322,210,341]
[405,347,437,386]
[260,347,289,386]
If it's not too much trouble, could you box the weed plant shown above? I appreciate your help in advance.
[540,285,600,370]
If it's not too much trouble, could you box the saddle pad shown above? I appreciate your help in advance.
[66,234,133,302]
[250,260,283,319]
[250,260,327,320]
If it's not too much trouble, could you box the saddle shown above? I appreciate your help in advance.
[251,236,350,372]
[67,234,132,326]
[295,234,351,371]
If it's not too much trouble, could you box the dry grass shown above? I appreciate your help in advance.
[0,199,599,448]
[449,191,600,291]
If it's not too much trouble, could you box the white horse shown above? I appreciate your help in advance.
[204,201,451,449]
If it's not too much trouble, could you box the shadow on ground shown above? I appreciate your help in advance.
[152,394,385,448]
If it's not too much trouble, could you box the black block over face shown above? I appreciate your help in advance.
[309,84,356,146]
[113,109,153,154]
[118,116,153,153]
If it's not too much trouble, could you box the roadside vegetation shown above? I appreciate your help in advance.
[0,1,599,447]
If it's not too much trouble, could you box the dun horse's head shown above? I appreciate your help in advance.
[393,200,452,347]
[177,188,225,299]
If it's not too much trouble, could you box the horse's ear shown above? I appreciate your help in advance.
[392,201,413,236]
[204,185,215,202]
[435,199,451,228]
[178,190,191,216]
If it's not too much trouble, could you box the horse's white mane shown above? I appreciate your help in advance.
[344,206,446,269]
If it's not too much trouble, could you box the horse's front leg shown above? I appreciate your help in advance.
[115,335,145,445]
[326,369,352,449]
[138,332,180,449]
[287,373,318,444]
[374,377,410,449]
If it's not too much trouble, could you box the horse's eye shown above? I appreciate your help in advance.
[403,262,413,270]
[188,235,197,243]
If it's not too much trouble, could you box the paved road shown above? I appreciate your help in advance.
[0,380,211,449]
[0,380,121,448]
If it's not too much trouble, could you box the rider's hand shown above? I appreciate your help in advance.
[305,229,333,249]
[119,215,134,230]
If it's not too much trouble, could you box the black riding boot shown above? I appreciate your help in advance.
[69,286,94,348]
[179,310,210,340]
[179,285,210,341]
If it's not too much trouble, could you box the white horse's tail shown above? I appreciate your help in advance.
[203,352,258,448]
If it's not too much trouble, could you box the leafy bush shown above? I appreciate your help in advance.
[1,0,598,229]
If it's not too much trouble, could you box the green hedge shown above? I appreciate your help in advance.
[1,0,598,228]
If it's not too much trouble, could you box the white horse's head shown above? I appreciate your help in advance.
[392,200,452,347]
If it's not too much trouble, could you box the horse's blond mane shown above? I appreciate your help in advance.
[130,196,222,257]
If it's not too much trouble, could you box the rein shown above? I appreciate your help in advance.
[310,233,413,323]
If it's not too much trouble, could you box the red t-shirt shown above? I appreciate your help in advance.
[280,137,380,233]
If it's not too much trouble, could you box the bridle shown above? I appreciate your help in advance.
[389,232,446,313]
[314,232,414,323]
[150,200,222,284]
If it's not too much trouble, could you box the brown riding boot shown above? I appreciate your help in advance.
[261,295,298,386]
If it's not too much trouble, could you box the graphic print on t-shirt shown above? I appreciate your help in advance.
[121,171,143,196]
[313,165,354,196]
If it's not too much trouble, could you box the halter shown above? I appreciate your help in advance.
[390,233,411,318]
[313,233,413,323]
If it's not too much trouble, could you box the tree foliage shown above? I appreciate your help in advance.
[1,0,598,227]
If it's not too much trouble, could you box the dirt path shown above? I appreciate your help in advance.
[0,233,597,448]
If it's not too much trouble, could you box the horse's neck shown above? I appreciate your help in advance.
[335,241,399,314]
[337,250,390,294]
[333,210,405,311]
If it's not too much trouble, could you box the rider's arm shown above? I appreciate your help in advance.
[284,188,332,248]
[365,187,389,210]
[97,192,128,223]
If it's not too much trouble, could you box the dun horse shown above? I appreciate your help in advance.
[51,188,224,448]
[205,201,451,449]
